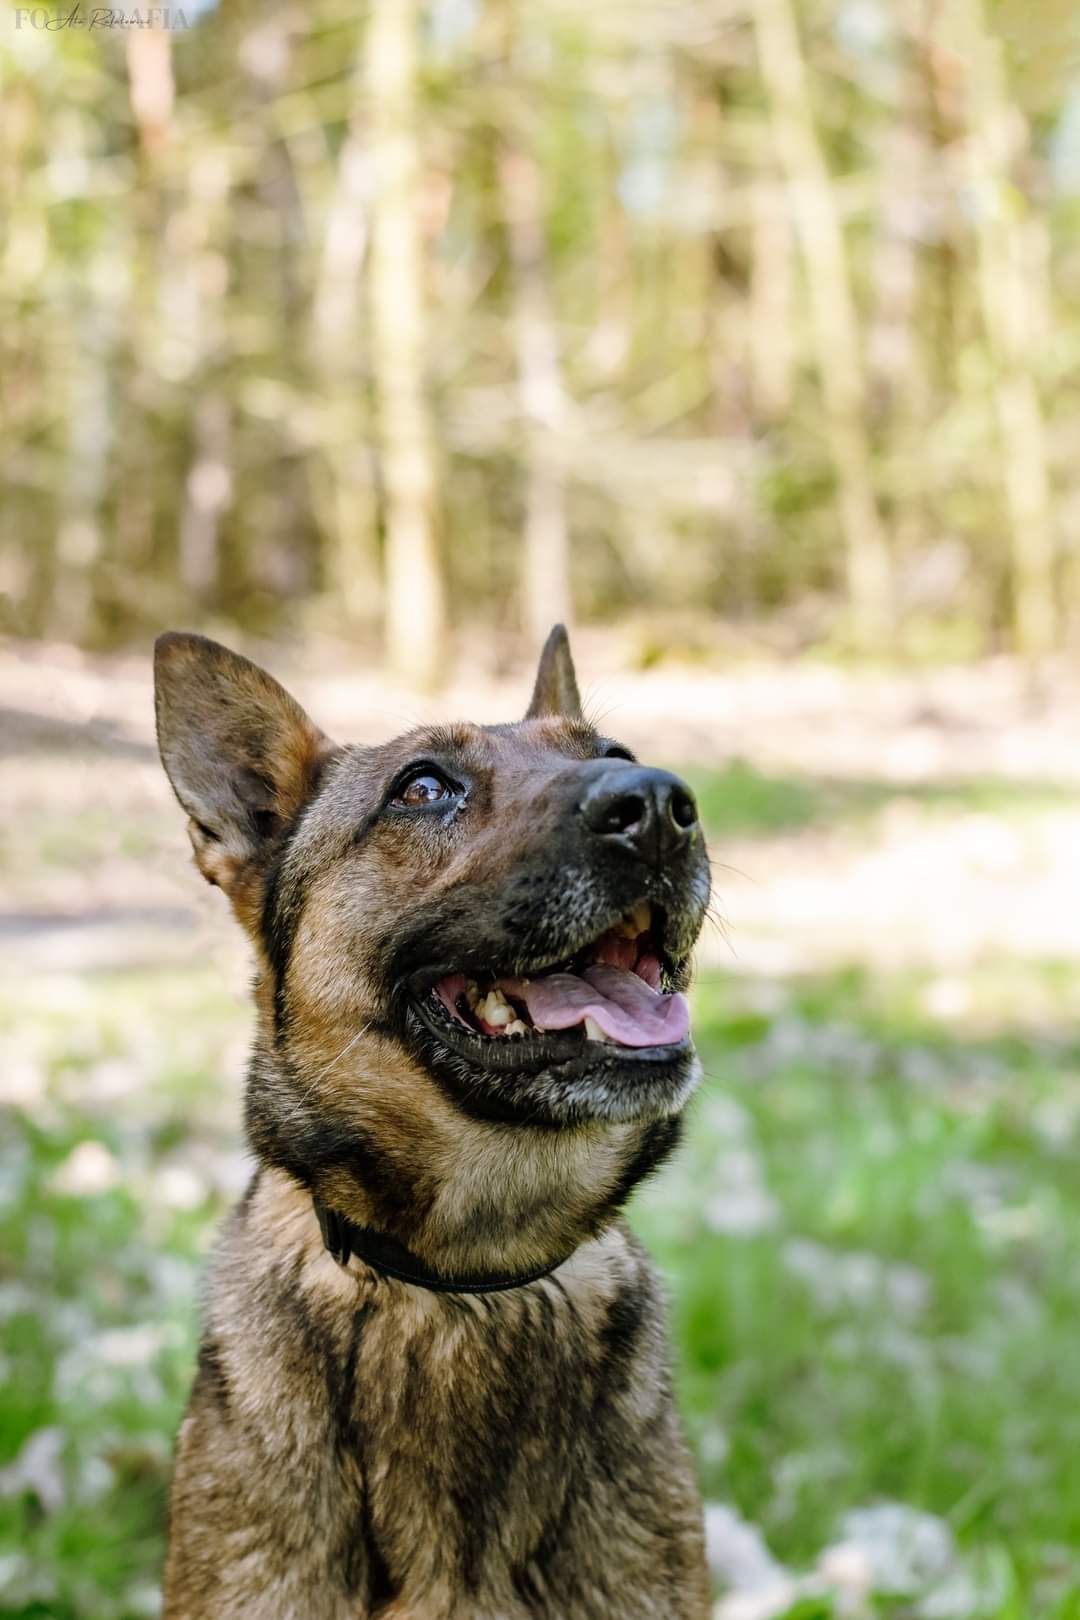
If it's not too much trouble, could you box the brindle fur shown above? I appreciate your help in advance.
[155,627,712,1619]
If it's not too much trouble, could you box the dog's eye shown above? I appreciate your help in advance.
[392,769,456,809]
[602,744,636,763]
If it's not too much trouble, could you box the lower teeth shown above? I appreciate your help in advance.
[443,971,623,1045]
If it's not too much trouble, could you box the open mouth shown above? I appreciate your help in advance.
[410,902,690,1070]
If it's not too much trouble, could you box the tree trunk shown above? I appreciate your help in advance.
[367,0,447,688]
[311,45,380,633]
[749,177,794,423]
[751,0,892,650]
[177,139,234,606]
[950,0,1055,660]
[179,396,232,601]
[497,133,571,646]
[866,12,932,615]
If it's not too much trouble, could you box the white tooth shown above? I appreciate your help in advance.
[584,1016,610,1043]
[465,981,480,1007]
[505,1018,529,1036]
[479,990,511,1027]
[631,901,651,934]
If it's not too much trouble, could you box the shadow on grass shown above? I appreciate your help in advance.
[0,706,155,763]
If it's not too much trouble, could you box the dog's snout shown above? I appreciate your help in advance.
[579,765,698,862]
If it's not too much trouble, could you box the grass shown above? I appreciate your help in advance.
[679,759,1080,840]
[0,971,242,1620]
[633,964,1080,1612]
[4,759,1080,1616]
[5,961,1080,1616]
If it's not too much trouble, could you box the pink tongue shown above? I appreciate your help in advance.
[513,965,689,1048]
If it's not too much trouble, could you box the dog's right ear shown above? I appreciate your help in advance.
[154,632,333,894]
[525,623,583,721]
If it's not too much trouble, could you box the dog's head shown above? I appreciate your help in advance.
[155,629,710,1268]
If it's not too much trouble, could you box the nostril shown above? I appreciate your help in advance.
[594,792,647,836]
[670,787,697,831]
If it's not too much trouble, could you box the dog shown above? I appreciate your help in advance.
[154,625,712,1619]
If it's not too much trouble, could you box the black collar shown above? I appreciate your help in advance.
[314,1202,571,1296]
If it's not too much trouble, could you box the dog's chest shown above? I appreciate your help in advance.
[345,1284,624,1595]
[181,1234,708,1619]
[315,1276,705,1620]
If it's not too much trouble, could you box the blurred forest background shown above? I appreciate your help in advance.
[3,0,1080,676]
[7,2,1080,1619]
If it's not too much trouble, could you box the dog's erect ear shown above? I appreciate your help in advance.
[525,623,582,721]
[154,632,333,893]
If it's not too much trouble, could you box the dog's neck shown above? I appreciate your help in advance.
[313,1201,575,1293]
[245,1166,641,1312]
[247,1031,682,1279]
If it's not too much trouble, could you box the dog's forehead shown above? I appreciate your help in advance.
[311,713,602,826]
[355,714,599,779]
[407,716,600,761]
[473,716,602,762]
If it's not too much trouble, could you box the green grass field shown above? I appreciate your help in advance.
[4,754,1080,1617]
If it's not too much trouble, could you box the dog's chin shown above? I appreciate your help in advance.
[404,996,699,1127]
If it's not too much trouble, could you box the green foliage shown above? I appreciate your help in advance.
[0,971,245,1613]
[1,1,1075,657]
[631,959,1080,1610]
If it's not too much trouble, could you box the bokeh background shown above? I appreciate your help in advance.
[5,0,1080,1615]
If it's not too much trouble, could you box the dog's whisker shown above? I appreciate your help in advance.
[271,1025,374,1127]
[581,695,622,735]
[311,1024,372,1085]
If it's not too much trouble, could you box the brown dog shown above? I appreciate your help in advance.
[154,626,711,1619]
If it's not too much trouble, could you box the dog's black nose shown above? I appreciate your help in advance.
[579,764,698,863]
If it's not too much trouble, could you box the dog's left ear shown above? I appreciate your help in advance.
[154,631,333,895]
[525,623,582,720]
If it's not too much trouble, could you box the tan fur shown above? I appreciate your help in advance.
[154,631,711,1618]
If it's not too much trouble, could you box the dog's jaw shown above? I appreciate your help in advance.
[395,899,707,1128]
[381,854,710,1129]
[404,996,702,1127]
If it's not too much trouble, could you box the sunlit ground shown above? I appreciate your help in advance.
[4,640,1080,1618]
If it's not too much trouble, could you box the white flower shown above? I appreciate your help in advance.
[48,1140,120,1197]
[826,1503,953,1595]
